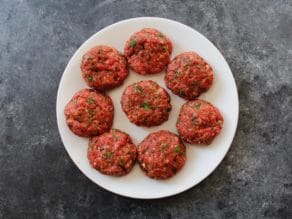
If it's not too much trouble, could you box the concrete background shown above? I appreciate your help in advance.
[0,0,291,218]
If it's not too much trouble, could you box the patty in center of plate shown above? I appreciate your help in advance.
[121,80,172,127]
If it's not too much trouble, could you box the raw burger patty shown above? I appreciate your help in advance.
[138,130,186,179]
[64,88,114,137]
[121,80,172,127]
[81,45,128,91]
[176,99,223,144]
[124,28,172,75]
[165,52,213,100]
[88,129,137,176]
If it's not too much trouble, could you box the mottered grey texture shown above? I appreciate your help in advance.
[0,0,291,218]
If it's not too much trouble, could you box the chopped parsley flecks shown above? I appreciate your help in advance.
[87,98,95,104]
[104,151,113,159]
[87,76,93,82]
[134,84,143,94]
[130,40,137,48]
[175,145,182,154]
[140,102,152,110]
[195,103,201,110]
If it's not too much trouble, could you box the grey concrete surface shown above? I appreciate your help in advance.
[0,0,291,218]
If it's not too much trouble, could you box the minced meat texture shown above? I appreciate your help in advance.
[176,99,223,144]
[138,130,186,179]
[121,80,172,127]
[81,45,128,91]
[88,129,137,176]
[124,28,172,75]
[165,52,213,100]
[64,88,114,137]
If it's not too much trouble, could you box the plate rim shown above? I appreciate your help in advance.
[56,16,239,199]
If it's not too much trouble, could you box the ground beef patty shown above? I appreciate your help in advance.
[64,89,114,137]
[121,80,172,127]
[138,130,186,179]
[88,129,137,176]
[81,45,128,91]
[165,52,214,100]
[124,28,172,75]
[176,99,223,144]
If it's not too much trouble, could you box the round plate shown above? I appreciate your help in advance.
[56,17,239,199]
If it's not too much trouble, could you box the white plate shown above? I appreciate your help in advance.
[56,17,239,199]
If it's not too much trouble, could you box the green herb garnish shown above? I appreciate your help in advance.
[195,103,201,109]
[130,40,137,47]
[104,151,113,159]
[87,98,94,104]
[87,57,93,61]
[175,145,181,154]
[175,70,181,78]
[134,84,143,94]
[87,76,93,82]
[140,102,151,110]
